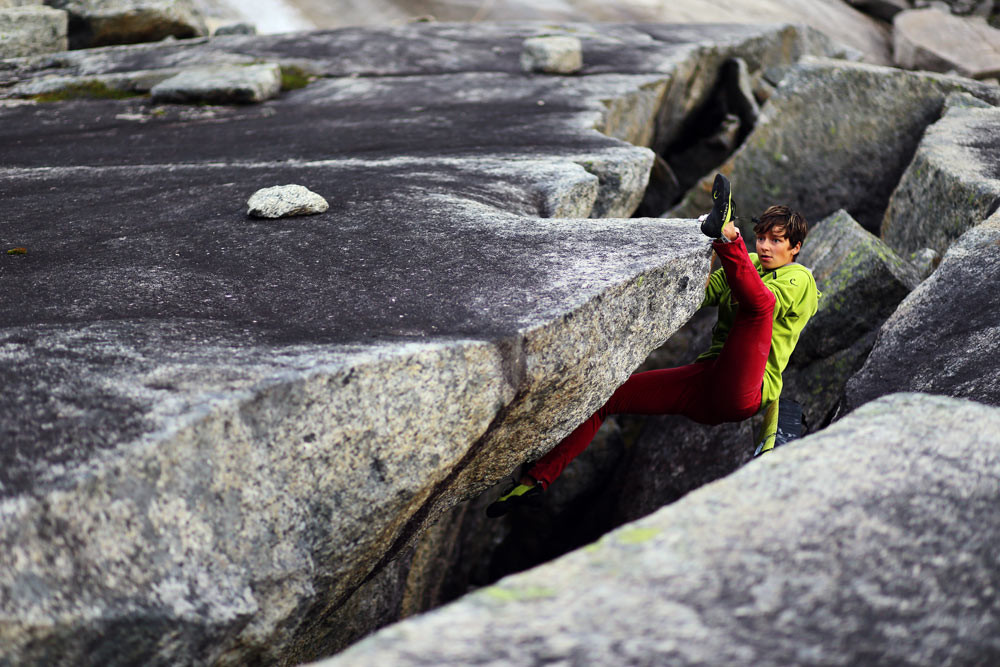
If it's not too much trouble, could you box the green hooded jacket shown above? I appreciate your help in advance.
[695,252,820,408]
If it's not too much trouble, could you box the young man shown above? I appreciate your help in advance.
[487,174,819,517]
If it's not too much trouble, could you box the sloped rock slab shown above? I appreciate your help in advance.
[844,210,1000,412]
[318,392,1000,667]
[894,8,1000,80]
[783,209,918,428]
[0,5,67,58]
[881,93,1000,257]
[670,57,1000,234]
[150,62,281,103]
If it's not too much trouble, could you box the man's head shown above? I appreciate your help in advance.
[753,205,808,270]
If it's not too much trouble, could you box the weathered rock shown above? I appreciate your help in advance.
[669,58,1000,235]
[909,247,940,278]
[318,392,1000,667]
[520,35,582,74]
[213,21,255,36]
[844,0,910,22]
[894,7,1000,79]
[43,0,208,49]
[781,209,919,429]
[0,5,67,58]
[247,183,329,218]
[844,210,1000,412]
[880,92,1000,257]
[150,62,281,103]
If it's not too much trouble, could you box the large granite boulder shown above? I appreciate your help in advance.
[881,92,1000,257]
[844,210,1000,412]
[782,209,919,429]
[669,58,1000,235]
[42,0,208,49]
[0,5,67,58]
[0,21,842,666]
[894,7,1000,80]
[318,392,1000,666]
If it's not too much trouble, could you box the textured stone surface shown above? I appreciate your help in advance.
[520,35,582,74]
[668,58,1000,235]
[894,7,1000,79]
[318,393,1000,667]
[844,211,1000,412]
[0,21,849,666]
[0,5,66,58]
[43,0,208,49]
[286,0,893,65]
[881,92,1000,257]
[151,62,282,104]
[782,209,918,429]
[247,183,329,218]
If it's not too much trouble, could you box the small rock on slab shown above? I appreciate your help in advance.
[151,63,282,104]
[520,35,583,74]
[247,184,329,218]
[0,6,67,58]
[213,22,256,36]
[894,8,1000,79]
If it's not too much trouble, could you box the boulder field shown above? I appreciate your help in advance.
[0,21,846,665]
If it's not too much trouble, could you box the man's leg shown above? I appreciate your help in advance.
[527,363,708,488]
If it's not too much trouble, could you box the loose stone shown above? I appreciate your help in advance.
[247,184,329,218]
[520,36,583,74]
[151,63,282,104]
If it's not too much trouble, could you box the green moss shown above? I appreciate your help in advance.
[280,65,312,91]
[31,81,145,103]
[617,526,660,545]
[482,585,557,603]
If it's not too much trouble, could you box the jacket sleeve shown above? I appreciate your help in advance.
[701,266,728,308]
[764,268,818,320]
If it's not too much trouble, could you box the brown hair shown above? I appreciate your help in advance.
[752,205,808,257]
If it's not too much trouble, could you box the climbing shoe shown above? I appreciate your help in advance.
[486,482,543,518]
[700,172,733,239]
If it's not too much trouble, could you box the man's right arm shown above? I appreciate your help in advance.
[701,266,727,308]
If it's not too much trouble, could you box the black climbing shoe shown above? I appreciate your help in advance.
[486,482,543,518]
[701,173,733,239]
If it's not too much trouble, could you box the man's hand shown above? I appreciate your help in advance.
[722,219,739,241]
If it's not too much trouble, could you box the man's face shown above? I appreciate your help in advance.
[756,225,801,270]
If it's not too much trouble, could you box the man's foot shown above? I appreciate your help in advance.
[485,481,543,518]
[700,173,733,239]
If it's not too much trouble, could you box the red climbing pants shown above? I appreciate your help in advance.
[528,235,776,489]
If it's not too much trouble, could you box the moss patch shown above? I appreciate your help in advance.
[482,585,557,603]
[616,526,660,545]
[31,81,145,103]
[280,65,313,92]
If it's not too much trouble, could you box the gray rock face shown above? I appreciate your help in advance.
[43,0,208,49]
[150,62,282,104]
[213,21,255,36]
[844,211,1000,412]
[0,21,845,666]
[318,392,1000,667]
[783,209,919,428]
[247,183,329,218]
[520,35,582,74]
[881,92,1000,257]
[0,5,67,58]
[669,58,1000,234]
[894,7,1000,79]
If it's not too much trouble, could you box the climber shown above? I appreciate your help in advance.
[487,173,819,518]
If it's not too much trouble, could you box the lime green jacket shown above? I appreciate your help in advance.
[696,253,819,407]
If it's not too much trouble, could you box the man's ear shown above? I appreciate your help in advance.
[790,242,802,257]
